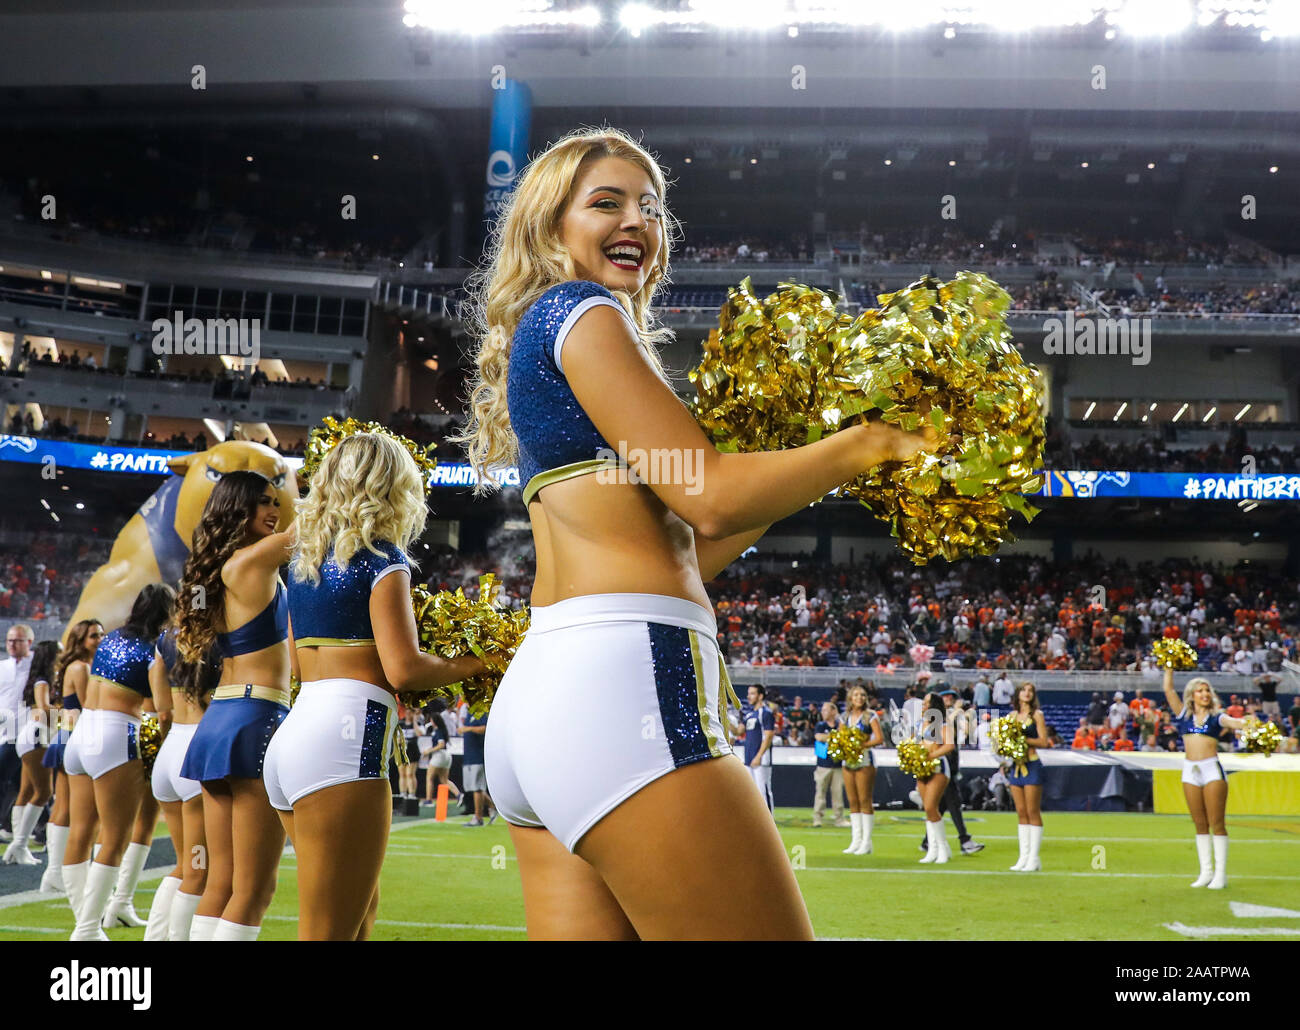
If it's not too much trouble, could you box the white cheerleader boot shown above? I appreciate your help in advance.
[1023,824,1042,871]
[144,876,181,941]
[39,824,68,893]
[3,804,42,864]
[920,820,939,863]
[70,862,117,941]
[1207,835,1228,890]
[102,841,150,927]
[63,860,90,920]
[1010,824,1030,871]
[1190,834,1213,887]
[852,813,873,855]
[188,914,220,941]
[932,820,951,864]
[842,813,862,854]
[212,918,261,941]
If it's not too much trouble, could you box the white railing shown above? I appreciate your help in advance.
[726,663,1263,694]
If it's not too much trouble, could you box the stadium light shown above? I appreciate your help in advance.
[1234,403,1251,421]
[1202,405,1217,422]
[1173,402,1189,422]
[1114,0,1194,37]
[1113,401,1128,420]
[1083,401,1097,419]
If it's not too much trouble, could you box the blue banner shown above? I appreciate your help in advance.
[0,435,304,475]
[482,79,532,227]
[1,437,1294,501]
[1033,470,1300,500]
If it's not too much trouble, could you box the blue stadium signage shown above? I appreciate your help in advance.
[0,437,1292,500]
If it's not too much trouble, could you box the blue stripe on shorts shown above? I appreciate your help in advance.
[359,699,389,778]
[647,622,712,767]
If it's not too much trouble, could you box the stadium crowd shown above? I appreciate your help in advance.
[1046,426,1300,474]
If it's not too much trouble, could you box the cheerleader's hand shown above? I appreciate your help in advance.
[862,419,944,465]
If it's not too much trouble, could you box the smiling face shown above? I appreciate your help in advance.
[558,155,663,293]
[248,488,282,540]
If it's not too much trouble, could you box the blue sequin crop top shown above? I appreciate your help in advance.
[156,628,178,673]
[288,542,410,646]
[1173,709,1224,737]
[216,581,288,658]
[507,280,639,505]
[89,630,155,697]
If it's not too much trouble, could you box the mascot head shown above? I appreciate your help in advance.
[168,440,299,534]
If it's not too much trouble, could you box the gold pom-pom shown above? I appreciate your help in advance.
[826,724,867,765]
[289,675,301,707]
[990,714,1029,776]
[897,736,939,779]
[139,714,162,775]
[402,573,529,714]
[1240,716,1282,756]
[1152,637,1198,671]
[303,416,438,495]
[689,273,1045,564]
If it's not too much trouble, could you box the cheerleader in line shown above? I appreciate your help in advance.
[141,625,216,940]
[1007,682,1049,872]
[57,619,104,920]
[70,584,175,940]
[100,713,162,929]
[263,434,484,940]
[840,685,883,856]
[3,641,58,866]
[39,626,97,894]
[421,707,460,807]
[177,470,295,941]
[1162,669,1247,889]
[917,692,955,864]
[454,128,937,938]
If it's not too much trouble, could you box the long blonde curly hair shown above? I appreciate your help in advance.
[448,125,683,496]
[291,434,426,586]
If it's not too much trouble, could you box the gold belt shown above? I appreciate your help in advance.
[212,683,291,707]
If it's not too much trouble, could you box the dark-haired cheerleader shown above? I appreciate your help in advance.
[917,692,954,865]
[177,470,294,941]
[3,641,58,866]
[54,620,104,913]
[142,625,216,940]
[1007,682,1049,872]
[70,584,175,940]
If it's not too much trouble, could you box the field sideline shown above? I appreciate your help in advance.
[2,810,1296,941]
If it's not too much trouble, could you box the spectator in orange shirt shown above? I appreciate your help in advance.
[1071,720,1096,750]
[1225,695,1245,719]
[1111,727,1134,751]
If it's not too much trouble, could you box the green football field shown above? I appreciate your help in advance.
[3,809,1297,941]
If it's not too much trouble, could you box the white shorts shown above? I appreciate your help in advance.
[83,710,143,780]
[16,714,50,758]
[1182,755,1226,787]
[263,678,398,812]
[63,709,94,777]
[485,593,735,853]
[151,722,202,803]
[427,750,452,770]
[749,764,773,811]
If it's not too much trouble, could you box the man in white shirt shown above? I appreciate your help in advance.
[992,674,1014,706]
[0,624,35,841]
[1107,691,1130,731]
[1233,648,1253,676]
